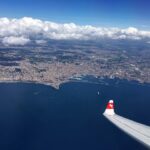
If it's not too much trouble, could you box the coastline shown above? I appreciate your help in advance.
[0,76,150,91]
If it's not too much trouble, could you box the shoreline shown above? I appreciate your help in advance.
[0,76,150,90]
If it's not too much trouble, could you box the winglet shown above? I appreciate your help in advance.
[103,100,115,116]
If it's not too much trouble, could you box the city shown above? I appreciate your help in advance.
[0,40,150,89]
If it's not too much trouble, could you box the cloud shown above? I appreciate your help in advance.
[35,40,47,44]
[2,36,30,45]
[147,41,150,44]
[0,17,150,45]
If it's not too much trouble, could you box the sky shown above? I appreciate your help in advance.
[0,0,150,28]
[0,0,150,46]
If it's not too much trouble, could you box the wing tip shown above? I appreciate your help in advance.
[103,99,115,116]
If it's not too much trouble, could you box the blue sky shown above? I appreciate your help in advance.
[0,0,150,28]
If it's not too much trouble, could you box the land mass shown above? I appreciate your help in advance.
[0,40,150,89]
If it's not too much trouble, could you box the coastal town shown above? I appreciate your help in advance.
[0,41,150,89]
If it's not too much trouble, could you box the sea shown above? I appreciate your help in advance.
[0,77,149,150]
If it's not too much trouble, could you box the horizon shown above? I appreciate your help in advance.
[0,0,150,29]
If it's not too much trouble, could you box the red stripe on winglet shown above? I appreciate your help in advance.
[106,102,114,109]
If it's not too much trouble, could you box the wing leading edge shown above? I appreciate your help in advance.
[103,100,150,149]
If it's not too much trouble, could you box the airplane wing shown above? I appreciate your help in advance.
[103,100,150,149]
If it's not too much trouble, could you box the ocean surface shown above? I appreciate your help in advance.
[0,78,149,150]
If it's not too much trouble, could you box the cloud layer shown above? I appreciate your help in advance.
[2,36,30,45]
[0,17,150,45]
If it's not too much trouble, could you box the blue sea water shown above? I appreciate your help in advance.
[0,78,149,150]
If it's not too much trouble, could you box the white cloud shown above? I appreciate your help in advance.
[0,17,150,45]
[147,41,150,44]
[2,36,30,45]
[35,40,47,44]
